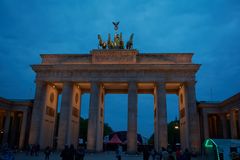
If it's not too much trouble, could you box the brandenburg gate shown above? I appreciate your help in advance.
[29,49,201,153]
[28,22,201,153]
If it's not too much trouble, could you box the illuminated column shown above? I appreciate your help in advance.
[203,110,209,139]
[3,110,11,144]
[230,110,238,139]
[96,84,105,152]
[219,113,227,138]
[19,110,28,149]
[154,82,167,152]
[87,82,101,152]
[127,81,138,153]
[29,81,47,145]
[58,82,80,148]
[178,85,189,150]
[185,81,201,151]
[72,87,82,148]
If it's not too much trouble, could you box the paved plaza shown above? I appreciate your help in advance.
[13,151,201,160]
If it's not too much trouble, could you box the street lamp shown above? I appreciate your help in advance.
[174,125,179,129]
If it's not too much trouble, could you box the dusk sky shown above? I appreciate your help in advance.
[0,0,240,138]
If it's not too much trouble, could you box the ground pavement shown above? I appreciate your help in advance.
[15,151,202,160]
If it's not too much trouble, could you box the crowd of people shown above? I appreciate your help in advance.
[143,147,191,160]
[142,147,192,160]
[60,144,85,160]
[1,143,196,160]
[25,144,40,156]
[114,145,192,160]
[24,144,85,160]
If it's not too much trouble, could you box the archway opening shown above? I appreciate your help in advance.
[166,94,180,150]
[137,94,154,146]
[104,94,127,151]
[79,93,90,144]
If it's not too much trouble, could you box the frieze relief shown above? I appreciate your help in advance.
[92,50,138,64]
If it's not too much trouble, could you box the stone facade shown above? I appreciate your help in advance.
[0,97,33,148]
[198,93,240,141]
[1,49,239,152]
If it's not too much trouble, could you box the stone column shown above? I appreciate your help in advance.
[58,82,75,148]
[87,82,101,152]
[202,110,209,139]
[19,110,28,149]
[219,113,227,138]
[71,88,82,148]
[127,81,138,153]
[29,81,47,145]
[3,110,11,144]
[154,82,167,151]
[10,112,18,146]
[178,85,189,150]
[185,81,201,151]
[230,110,238,139]
[238,111,240,138]
[213,116,217,137]
[96,84,105,152]
[208,117,213,137]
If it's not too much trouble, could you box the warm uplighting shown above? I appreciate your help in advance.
[174,125,179,129]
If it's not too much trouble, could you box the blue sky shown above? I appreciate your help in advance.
[0,0,240,138]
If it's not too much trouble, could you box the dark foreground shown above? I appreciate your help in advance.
[13,151,201,160]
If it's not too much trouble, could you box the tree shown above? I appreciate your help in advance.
[148,119,180,146]
[168,120,180,147]
[103,123,113,136]
[55,114,114,143]
[79,117,114,142]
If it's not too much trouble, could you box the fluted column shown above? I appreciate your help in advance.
[185,81,201,151]
[203,110,209,139]
[58,82,74,148]
[230,110,238,139]
[87,82,101,152]
[3,110,11,144]
[154,82,167,152]
[213,116,217,137]
[238,111,240,138]
[127,81,138,153]
[219,113,227,138]
[178,85,189,150]
[19,110,28,149]
[29,81,47,145]
[96,84,105,152]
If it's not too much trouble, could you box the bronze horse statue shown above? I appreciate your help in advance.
[119,32,124,49]
[126,33,134,49]
[98,34,107,49]
[107,33,114,49]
